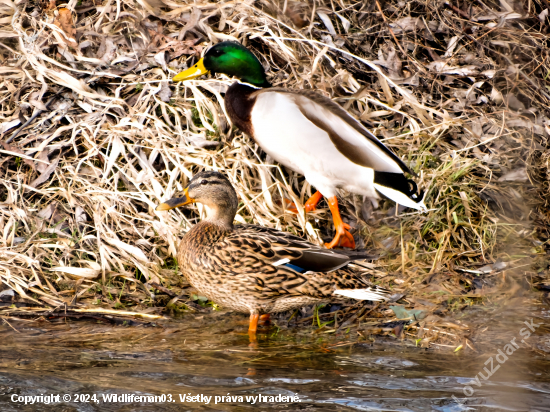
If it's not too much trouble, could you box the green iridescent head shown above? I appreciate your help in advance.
[173,41,270,88]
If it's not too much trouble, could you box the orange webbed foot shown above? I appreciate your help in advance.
[259,313,271,326]
[324,222,356,249]
[324,196,356,249]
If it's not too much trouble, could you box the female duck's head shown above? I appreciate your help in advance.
[156,171,239,227]
[173,41,270,88]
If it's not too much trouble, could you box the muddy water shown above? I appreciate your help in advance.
[1,304,549,412]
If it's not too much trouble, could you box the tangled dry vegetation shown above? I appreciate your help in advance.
[0,0,549,348]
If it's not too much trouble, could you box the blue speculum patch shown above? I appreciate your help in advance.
[284,263,306,273]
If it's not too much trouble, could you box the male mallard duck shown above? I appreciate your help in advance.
[173,42,426,249]
[156,171,389,338]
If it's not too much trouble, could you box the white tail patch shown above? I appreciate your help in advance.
[333,287,389,301]
[373,184,427,211]
[273,258,290,266]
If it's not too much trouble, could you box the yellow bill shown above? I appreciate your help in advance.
[156,188,195,211]
[172,58,209,82]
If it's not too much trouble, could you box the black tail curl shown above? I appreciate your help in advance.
[407,179,424,201]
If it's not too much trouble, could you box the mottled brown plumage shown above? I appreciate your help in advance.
[156,171,389,335]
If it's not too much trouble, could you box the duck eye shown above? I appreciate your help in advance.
[201,179,208,185]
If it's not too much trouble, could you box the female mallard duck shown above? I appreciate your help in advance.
[172,42,426,249]
[156,171,389,337]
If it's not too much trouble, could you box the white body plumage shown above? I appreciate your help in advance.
[250,90,426,210]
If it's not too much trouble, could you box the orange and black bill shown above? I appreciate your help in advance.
[155,188,195,211]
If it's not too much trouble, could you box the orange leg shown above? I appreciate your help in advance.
[283,198,299,214]
[259,313,271,325]
[304,191,323,212]
[285,191,323,214]
[324,196,356,249]
[249,313,259,334]
[248,313,259,347]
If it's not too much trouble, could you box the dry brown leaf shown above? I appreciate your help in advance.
[389,17,421,33]
[426,61,479,76]
[50,267,101,279]
[54,8,78,49]
[36,149,50,173]
[37,202,57,220]
[157,81,172,102]
[504,94,525,111]
[0,119,20,134]
[499,168,529,182]
[29,156,59,188]
[0,141,36,171]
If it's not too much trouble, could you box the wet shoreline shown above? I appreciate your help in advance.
[1,305,548,411]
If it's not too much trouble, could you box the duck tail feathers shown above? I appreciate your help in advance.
[333,286,389,301]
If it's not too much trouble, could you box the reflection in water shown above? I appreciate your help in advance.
[0,307,548,412]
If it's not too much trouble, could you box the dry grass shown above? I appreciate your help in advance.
[1,0,549,348]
